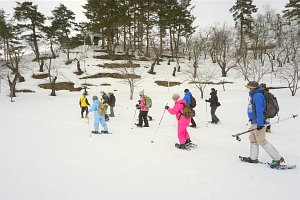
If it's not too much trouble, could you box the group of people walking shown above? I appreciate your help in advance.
[79,91,116,134]
[79,81,287,169]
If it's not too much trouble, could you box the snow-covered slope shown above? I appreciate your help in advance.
[0,46,299,200]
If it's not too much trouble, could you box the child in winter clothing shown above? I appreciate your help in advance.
[165,93,191,149]
[88,96,109,134]
[108,92,116,117]
[205,88,220,124]
[135,90,149,127]
[183,89,197,128]
[241,81,284,168]
[79,93,90,118]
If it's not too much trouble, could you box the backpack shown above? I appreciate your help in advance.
[144,95,152,108]
[262,90,279,119]
[98,104,107,115]
[189,96,197,108]
[180,103,196,118]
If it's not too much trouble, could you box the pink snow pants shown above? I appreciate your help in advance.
[177,123,190,144]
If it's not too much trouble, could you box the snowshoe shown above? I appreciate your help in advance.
[239,156,259,163]
[268,157,285,169]
[175,143,190,151]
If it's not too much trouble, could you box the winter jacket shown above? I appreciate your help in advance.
[247,87,267,127]
[207,91,219,107]
[108,94,116,107]
[183,91,192,105]
[79,96,90,107]
[88,99,102,118]
[139,96,149,111]
[167,99,191,125]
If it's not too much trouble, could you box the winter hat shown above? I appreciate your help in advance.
[139,90,144,96]
[172,93,180,101]
[92,96,98,100]
[184,89,189,93]
[246,81,259,89]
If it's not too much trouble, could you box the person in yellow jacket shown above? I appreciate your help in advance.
[79,93,90,118]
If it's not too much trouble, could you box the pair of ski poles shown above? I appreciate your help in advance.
[232,114,298,142]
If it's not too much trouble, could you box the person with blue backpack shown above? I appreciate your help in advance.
[239,81,284,168]
[183,89,197,128]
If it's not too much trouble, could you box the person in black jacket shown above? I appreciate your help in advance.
[205,88,220,124]
[108,92,116,117]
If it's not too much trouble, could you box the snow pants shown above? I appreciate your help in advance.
[94,115,108,132]
[177,123,190,144]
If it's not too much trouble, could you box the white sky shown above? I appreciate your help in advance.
[0,0,288,27]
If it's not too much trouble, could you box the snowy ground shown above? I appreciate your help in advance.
[0,48,300,200]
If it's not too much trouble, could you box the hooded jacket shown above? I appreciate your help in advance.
[207,91,218,107]
[88,99,103,118]
[183,91,192,105]
[247,87,267,126]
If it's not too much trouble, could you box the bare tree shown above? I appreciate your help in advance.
[43,57,58,96]
[117,60,141,100]
[187,32,208,78]
[210,24,236,77]
[5,46,26,101]
[278,29,300,96]
[186,63,216,99]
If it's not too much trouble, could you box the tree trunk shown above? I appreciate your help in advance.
[50,76,57,96]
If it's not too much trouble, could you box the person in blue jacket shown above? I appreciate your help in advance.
[88,96,109,134]
[240,81,284,168]
[183,89,197,128]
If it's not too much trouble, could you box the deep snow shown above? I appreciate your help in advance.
[0,47,299,200]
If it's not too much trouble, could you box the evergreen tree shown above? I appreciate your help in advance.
[14,1,45,71]
[50,3,77,62]
[283,0,300,34]
[230,0,257,52]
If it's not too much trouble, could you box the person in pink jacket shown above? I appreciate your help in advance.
[135,90,149,127]
[165,93,192,149]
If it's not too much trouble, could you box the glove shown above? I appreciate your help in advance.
[257,126,264,130]
[136,104,140,109]
[205,99,209,102]
[138,100,141,104]
[165,105,169,110]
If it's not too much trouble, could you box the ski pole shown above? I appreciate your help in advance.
[131,108,138,129]
[232,114,298,142]
[151,104,168,143]
[205,101,208,127]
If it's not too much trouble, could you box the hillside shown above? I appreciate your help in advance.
[0,46,299,200]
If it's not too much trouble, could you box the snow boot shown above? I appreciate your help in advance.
[91,131,99,134]
[185,138,192,145]
[269,157,285,168]
[239,156,259,163]
[101,130,109,134]
[175,143,187,150]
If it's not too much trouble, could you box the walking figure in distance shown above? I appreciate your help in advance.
[205,88,220,124]
[135,90,149,127]
[79,93,90,118]
[108,92,116,117]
